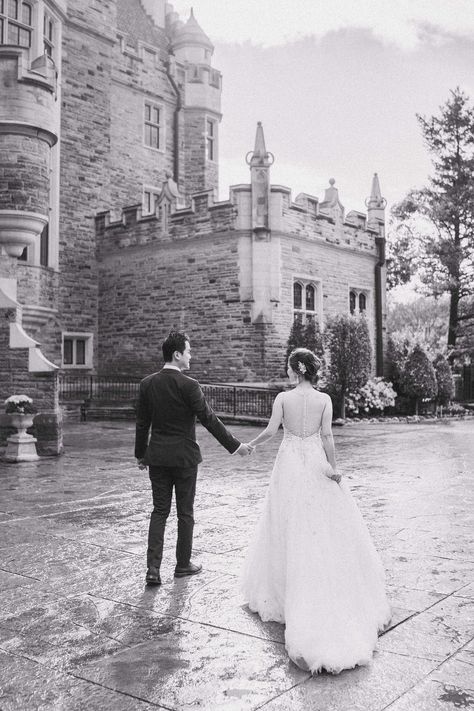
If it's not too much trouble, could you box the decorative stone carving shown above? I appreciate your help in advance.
[0,210,48,258]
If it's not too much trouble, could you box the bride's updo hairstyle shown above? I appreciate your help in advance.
[288,348,321,384]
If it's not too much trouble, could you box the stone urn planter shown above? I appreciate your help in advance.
[3,396,39,462]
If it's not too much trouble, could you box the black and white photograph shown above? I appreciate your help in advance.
[0,0,473,708]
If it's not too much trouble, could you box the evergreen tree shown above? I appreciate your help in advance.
[325,314,372,418]
[284,318,305,372]
[433,353,454,406]
[388,88,474,357]
[385,336,410,395]
[401,345,438,415]
[304,318,325,363]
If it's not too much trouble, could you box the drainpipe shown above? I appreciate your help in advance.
[165,61,182,185]
[374,235,386,376]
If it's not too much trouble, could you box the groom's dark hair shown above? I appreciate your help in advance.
[162,331,190,362]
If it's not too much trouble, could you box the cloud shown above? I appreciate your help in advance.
[168,0,474,50]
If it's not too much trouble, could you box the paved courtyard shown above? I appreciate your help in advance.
[0,418,473,710]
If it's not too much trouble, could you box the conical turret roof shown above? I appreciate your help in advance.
[172,8,214,50]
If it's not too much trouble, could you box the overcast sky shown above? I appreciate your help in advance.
[170,1,474,214]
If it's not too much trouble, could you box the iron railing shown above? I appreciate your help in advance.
[59,374,141,402]
[59,375,281,419]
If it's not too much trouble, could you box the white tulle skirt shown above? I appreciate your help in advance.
[241,431,391,674]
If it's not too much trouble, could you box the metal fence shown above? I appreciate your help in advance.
[59,375,281,419]
[59,375,141,402]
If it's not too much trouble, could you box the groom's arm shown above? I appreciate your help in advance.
[185,380,241,454]
[134,381,152,460]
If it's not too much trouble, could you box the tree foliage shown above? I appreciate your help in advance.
[433,354,454,405]
[385,336,410,396]
[387,88,474,358]
[387,295,449,357]
[284,318,305,371]
[325,314,372,417]
[401,344,438,414]
[303,318,325,364]
[284,317,326,375]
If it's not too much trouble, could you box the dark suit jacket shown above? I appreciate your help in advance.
[134,368,241,468]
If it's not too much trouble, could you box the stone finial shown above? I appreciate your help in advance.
[320,178,344,215]
[366,173,386,210]
[365,173,387,228]
[246,122,274,169]
[246,123,274,233]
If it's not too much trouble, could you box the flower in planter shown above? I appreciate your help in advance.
[4,395,37,415]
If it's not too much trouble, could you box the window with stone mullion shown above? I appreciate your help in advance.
[0,0,32,47]
[293,280,318,323]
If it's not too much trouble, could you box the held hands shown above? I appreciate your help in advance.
[236,443,256,457]
[137,458,147,470]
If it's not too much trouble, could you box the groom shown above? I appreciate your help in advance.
[135,330,251,585]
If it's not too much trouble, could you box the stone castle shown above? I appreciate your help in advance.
[0,0,387,454]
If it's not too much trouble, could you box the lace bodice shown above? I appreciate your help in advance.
[273,388,332,439]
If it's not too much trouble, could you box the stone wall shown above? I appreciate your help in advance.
[0,135,50,214]
[96,188,382,382]
[183,109,218,198]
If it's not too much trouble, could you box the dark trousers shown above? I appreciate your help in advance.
[147,465,197,570]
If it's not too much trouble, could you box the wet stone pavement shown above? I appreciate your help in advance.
[0,418,473,711]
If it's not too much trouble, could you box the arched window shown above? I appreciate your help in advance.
[349,291,356,315]
[0,0,33,48]
[293,279,320,324]
[359,293,366,313]
[305,284,315,311]
[293,282,302,310]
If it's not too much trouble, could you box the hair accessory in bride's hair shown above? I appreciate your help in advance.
[298,362,307,374]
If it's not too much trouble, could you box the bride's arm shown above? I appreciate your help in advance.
[321,395,339,473]
[247,393,284,447]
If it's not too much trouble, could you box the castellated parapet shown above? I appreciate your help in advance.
[95,163,385,382]
[96,182,379,254]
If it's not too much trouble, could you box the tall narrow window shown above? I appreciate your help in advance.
[0,0,32,47]
[144,102,162,150]
[359,293,366,313]
[306,284,315,311]
[43,10,54,56]
[349,291,356,315]
[40,223,49,267]
[206,118,216,161]
[293,282,302,310]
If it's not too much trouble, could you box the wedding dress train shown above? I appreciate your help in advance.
[241,390,391,674]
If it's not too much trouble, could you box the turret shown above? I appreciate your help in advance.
[171,9,222,197]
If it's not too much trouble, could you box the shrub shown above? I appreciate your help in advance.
[325,314,372,417]
[401,344,437,414]
[346,377,397,416]
[433,354,454,406]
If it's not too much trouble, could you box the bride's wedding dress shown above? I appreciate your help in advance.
[241,389,391,674]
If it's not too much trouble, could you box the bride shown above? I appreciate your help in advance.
[241,347,391,674]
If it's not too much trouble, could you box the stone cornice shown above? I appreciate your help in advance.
[65,18,116,46]
[0,122,57,146]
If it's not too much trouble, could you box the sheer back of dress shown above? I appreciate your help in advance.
[282,389,330,438]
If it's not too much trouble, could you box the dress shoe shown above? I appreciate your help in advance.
[174,561,202,578]
[145,567,161,585]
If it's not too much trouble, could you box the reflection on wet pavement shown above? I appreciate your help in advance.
[0,419,473,709]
